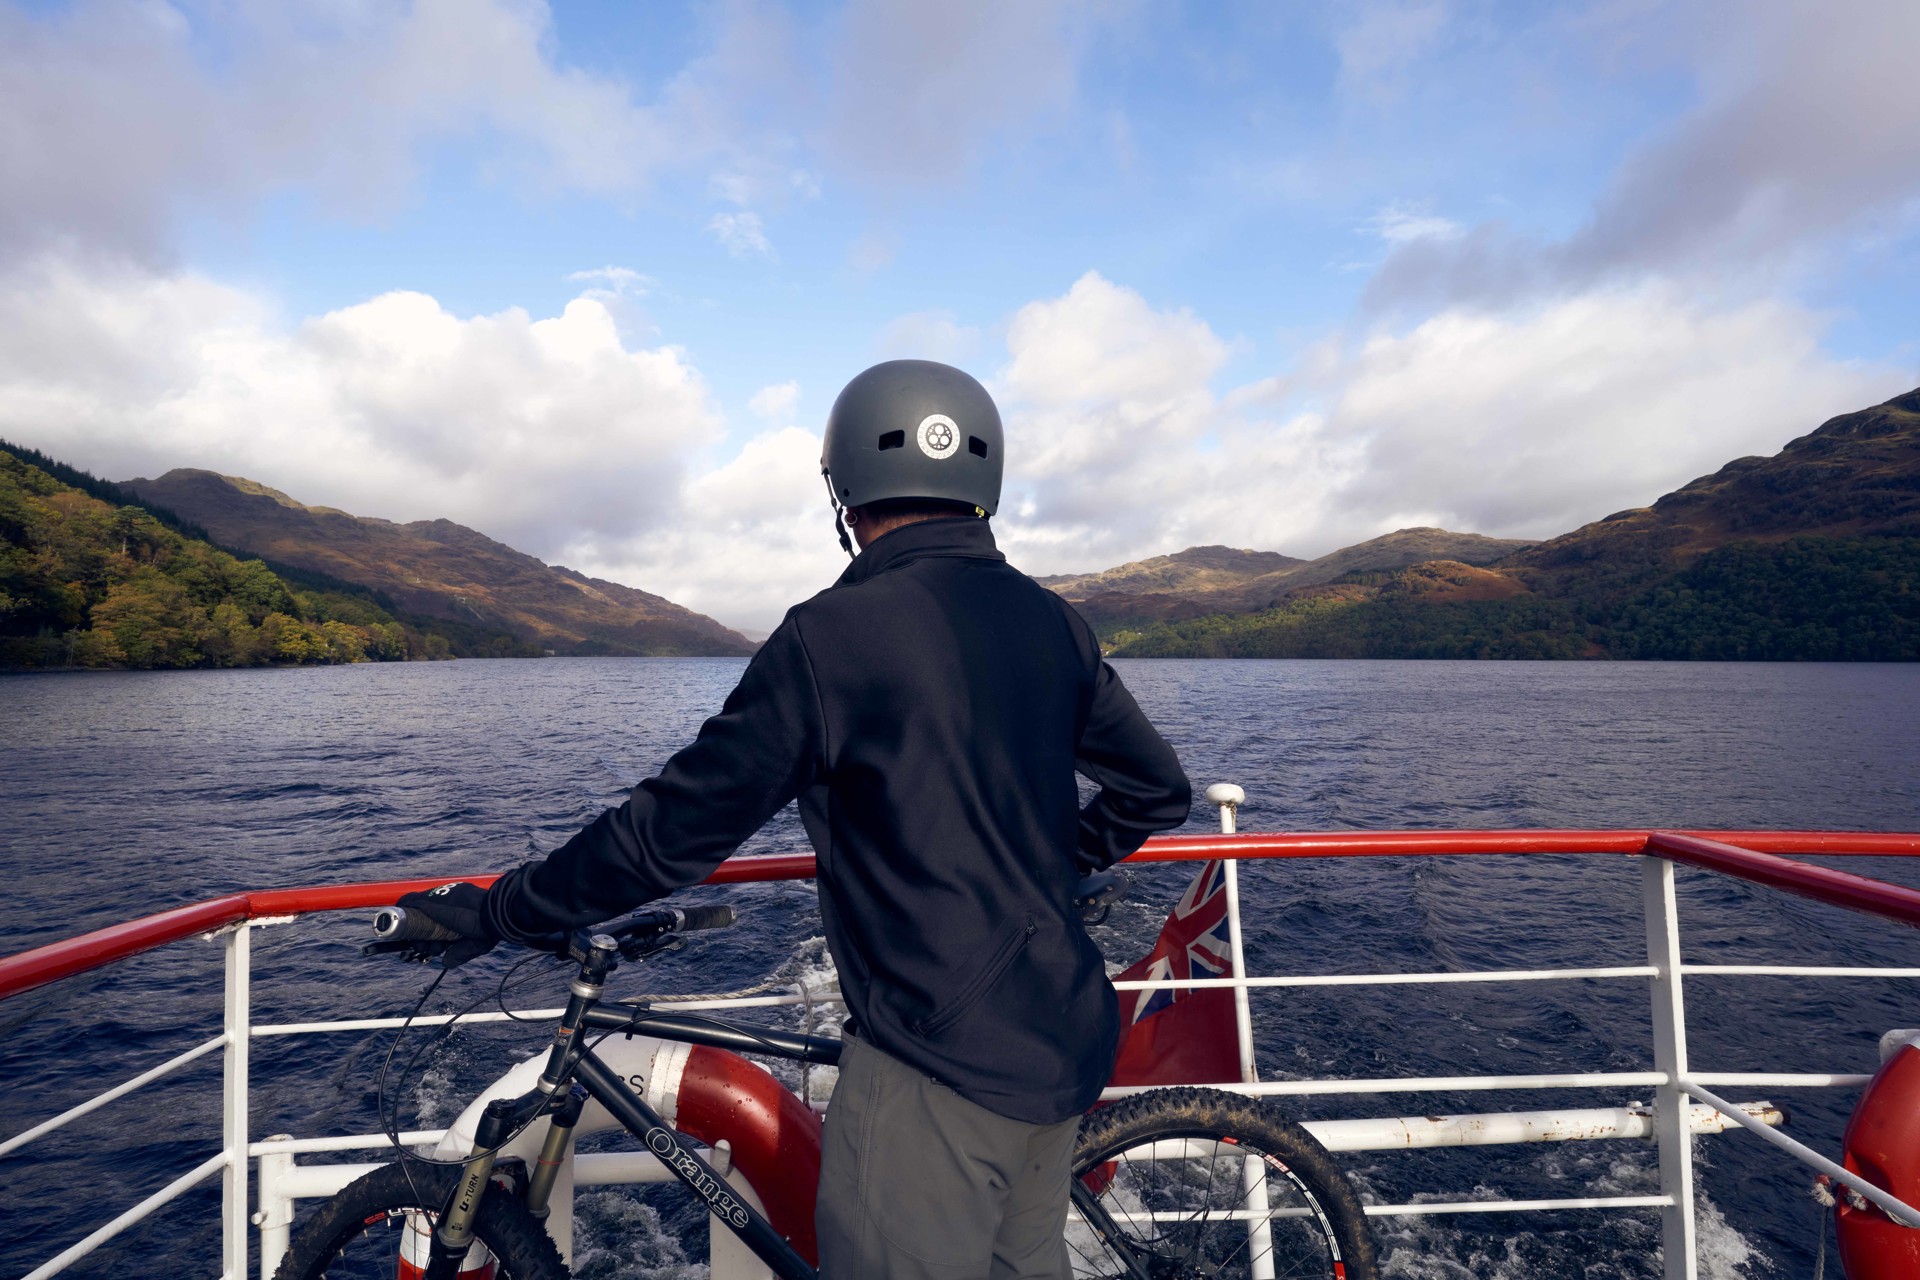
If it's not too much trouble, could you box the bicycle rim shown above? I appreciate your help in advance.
[306,1206,498,1279]
[1070,1133,1357,1279]
[273,1163,564,1280]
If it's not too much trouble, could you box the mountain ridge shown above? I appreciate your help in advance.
[122,469,753,657]
[1047,527,1538,635]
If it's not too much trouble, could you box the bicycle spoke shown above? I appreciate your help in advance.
[1073,1139,1349,1279]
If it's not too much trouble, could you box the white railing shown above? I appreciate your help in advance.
[5,800,1920,1280]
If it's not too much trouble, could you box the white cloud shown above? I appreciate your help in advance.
[992,273,1238,568]
[1569,0,1920,274]
[1368,0,1920,308]
[0,0,790,265]
[576,425,847,632]
[824,0,1096,183]
[708,211,775,259]
[566,266,654,296]
[990,272,1900,578]
[873,310,981,363]
[0,256,720,559]
[1367,205,1464,245]
[1297,283,1895,539]
[748,381,801,422]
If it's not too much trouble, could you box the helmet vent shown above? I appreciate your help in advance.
[968,436,990,458]
[877,430,906,451]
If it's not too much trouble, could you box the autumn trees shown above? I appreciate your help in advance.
[0,448,430,670]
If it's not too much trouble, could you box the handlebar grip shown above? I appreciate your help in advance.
[673,904,738,933]
[372,907,464,944]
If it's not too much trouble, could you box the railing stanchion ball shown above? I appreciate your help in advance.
[1643,856,1698,1280]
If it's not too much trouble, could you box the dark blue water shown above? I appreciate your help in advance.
[3,659,1919,1278]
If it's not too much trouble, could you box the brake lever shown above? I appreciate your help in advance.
[362,938,444,961]
[621,933,685,961]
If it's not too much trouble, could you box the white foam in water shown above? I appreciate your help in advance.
[1359,1159,1770,1279]
[1694,1193,1768,1279]
[756,933,842,1108]
[570,1192,711,1280]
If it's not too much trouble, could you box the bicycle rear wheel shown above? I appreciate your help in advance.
[271,1161,567,1280]
[1069,1087,1378,1280]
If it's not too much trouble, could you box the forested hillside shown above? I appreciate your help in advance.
[1111,539,1920,660]
[0,446,442,669]
[124,469,753,658]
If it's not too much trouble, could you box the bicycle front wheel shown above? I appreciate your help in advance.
[271,1161,567,1280]
[1069,1087,1379,1280]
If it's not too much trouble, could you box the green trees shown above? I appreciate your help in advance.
[0,447,425,671]
[1106,537,1920,660]
[1601,538,1920,660]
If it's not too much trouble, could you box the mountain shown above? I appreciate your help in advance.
[1,445,421,669]
[1107,387,1920,661]
[1036,545,1306,597]
[122,470,754,657]
[1046,528,1536,635]
[1509,387,1920,589]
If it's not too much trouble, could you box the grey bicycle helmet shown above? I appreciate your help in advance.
[820,360,1004,554]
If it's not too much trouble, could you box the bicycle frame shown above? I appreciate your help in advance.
[560,1012,1149,1280]
[403,914,1169,1280]
[419,926,841,1280]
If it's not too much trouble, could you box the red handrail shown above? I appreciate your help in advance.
[1646,832,1920,929]
[5,831,1919,1003]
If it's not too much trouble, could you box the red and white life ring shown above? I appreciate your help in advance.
[1835,1030,1920,1278]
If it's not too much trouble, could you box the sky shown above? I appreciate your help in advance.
[2,0,1917,634]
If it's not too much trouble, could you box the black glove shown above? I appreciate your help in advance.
[395,881,500,968]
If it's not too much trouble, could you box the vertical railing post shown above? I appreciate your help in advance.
[1207,783,1258,1081]
[1642,856,1696,1280]
[222,922,251,1280]
[1207,783,1272,1280]
[256,1136,293,1280]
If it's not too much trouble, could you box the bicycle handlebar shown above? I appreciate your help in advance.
[660,903,738,934]
[371,906,463,943]
[367,901,741,959]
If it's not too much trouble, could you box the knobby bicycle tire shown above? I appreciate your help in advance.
[271,1161,567,1280]
[1069,1087,1379,1280]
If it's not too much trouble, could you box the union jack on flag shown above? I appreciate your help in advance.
[1109,858,1243,1086]
[1124,859,1233,1023]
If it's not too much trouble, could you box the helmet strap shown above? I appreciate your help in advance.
[823,468,855,559]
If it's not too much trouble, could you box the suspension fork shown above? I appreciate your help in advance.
[524,1085,588,1219]
[423,1095,525,1279]
[427,933,622,1278]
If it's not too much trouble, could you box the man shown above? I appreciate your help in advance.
[402,359,1191,1278]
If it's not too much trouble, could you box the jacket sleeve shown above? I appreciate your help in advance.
[484,618,823,942]
[1073,660,1192,872]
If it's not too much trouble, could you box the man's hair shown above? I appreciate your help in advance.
[852,497,981,523]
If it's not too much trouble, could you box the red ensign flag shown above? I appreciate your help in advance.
[1108,859,1244,1087]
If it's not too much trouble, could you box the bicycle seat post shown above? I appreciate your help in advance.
[536,934,620,1095]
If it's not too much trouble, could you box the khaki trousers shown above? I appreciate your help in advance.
[816,1032,1080,1280]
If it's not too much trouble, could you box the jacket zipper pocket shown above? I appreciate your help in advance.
[916,916,1039,1038]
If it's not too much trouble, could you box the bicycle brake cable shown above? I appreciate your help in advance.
[378,963,558,1175]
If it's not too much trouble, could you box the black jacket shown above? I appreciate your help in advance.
[483,518,1191,1122]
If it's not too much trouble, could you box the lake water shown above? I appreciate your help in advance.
[3,658,1919,1278]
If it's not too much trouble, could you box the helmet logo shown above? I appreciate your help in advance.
[917,413,960,460]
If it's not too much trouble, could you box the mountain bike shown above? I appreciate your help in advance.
[273,884,1379,1280]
